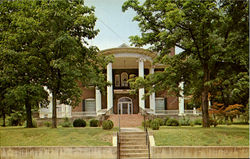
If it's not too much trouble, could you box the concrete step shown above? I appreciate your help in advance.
[120,149,148,154]
[120,153,149,158]
[120,145,147,149]
[120,136,146,140]
[120,138,146,142]
[120,132,145,135]
[120,141,146,145]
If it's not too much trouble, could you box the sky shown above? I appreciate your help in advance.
[85,0,182,54]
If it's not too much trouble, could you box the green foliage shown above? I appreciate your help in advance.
[102,120,114,130]
[179,117,190,126]
[122,0,249,128]
[61,117,72,127]
[142,120,151,128]
[44,121,52,127]
[8,112,25,126]
[193,119,202,125]
[164,117,170,125]
[166,118,179,126]
[150,120,160,130]
[89,119,99,127]
[154,118,164,126]
[73,119,86,127]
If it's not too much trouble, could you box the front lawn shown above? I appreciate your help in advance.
[0,127,117,146]
[152,125,249,146]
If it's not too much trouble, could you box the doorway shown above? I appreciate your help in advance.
[117,97,133,114]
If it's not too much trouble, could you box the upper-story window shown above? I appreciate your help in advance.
[115,74,120,87]
[121,72,128,87]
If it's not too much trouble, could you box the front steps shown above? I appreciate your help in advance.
[108,114,144,127]
[119,131,150,159]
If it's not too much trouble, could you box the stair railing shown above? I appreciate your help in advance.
[117,114,121,159]
[117,131,120,159]
[146,128,150,159]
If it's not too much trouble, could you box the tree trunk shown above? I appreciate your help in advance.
[25,99,33,128]
[201,63,210,128]
[52,91,57,128]
[2,111,6,127]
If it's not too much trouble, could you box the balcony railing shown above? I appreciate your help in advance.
[71,111,96,117]
[155,110,202,115]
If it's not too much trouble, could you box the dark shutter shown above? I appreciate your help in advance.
[82,100,85,112]
[164,98,167,110]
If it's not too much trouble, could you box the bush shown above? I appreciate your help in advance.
[166,118,179,126]
[190,121,194,127]
[154,118,164,126]
[179,117,190,126]
[102,120,114,130]
[150,120,160,130]
[24,119,37,128]
[194,118,202,125]
[8,112,24,126]
[164,117,170,125]
[73,118,86,127]
[90,119,99,127]
[142,120,151,128]
[209,119,218,127]
[44,121,51,127]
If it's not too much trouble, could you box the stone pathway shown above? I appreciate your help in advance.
[108,114,144,127]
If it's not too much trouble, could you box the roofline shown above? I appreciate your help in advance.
[99,47,157,59]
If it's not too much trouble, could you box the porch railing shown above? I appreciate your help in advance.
[71,111,96,117]
[155,110,202,115]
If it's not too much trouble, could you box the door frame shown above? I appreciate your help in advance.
[117,97,133,114]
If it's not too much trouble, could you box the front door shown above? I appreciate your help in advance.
[117,97,133,114]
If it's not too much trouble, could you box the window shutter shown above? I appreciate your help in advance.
[82,100,85,112]
[164,98,167,110]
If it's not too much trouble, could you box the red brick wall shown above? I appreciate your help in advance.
[156,90,178,110]
[72,87,95,112]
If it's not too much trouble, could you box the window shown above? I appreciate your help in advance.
[121,72,128,87]
[155,98,165,111]
[115,74,120,87]
[83,99,96,112]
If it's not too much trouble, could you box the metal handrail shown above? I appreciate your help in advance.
[117,132,120,159]
[117,114,121,159]
[146,128,150,159]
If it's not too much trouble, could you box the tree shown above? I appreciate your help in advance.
[0,0,110,128]
[123,0,248,127]
[0,0,49,127]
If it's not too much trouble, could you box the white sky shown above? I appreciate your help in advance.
[85,0,182,54]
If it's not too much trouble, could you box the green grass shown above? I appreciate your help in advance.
[0,126,117,146]
[151,125,249,146]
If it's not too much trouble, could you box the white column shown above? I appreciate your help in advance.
[95,87,102,114]
[149,67,156,113]
[139,58,145,109]
[107,63,113,111]
[178,81,185,115]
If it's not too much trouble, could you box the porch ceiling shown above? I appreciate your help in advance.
[112,57,152,69]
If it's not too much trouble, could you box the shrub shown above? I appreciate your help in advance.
[24,119,37,128]
[150,120,160,130]
[209,119,218,127]
[179,117,190,126]
[73,119,86,127]
[44,121,51,127]
[194,118,202,125]
[8,112,24,126]
[190,121,194,127]
[90,119,99,127]
[166,118,179,126]
[142,120,151,128]
[164,117,170,125]
[154,118,164,126]
[102,120,114,130]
